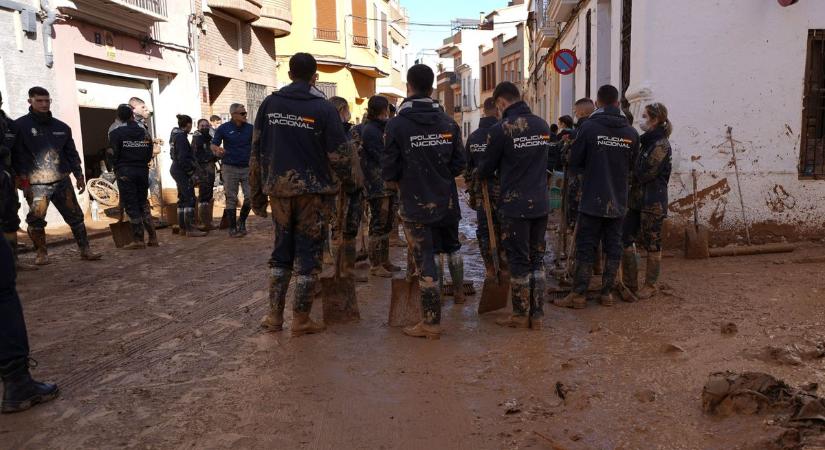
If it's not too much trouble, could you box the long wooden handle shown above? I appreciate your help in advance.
[334,189,346,279]
[481,180,501,279]
[691,169,699,229]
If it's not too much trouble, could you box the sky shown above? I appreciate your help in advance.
[404,0,512,67]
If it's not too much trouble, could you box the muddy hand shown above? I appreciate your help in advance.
[76,175,86,194]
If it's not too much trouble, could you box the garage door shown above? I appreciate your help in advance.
[75,71,153,110]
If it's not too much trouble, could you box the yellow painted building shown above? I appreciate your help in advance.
[276,0,409,121]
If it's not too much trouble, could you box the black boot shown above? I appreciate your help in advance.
[600,259,620,306]
[554,262,593,309]
[71,224,101,260]
[123,222,146,250]
[143,216,159,247]
[238,202,251,236]
[176,208,186,236]
[1,358,59,414]
[529,269,546,329]
[226,208,240,238]
[184,208,206,237]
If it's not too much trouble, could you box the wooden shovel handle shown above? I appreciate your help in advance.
[481,180,501,279]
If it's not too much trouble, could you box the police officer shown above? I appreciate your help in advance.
[12,87,101,265]
[170,115,207,238]
[466,97,502,281]
[382,64,466,340]
[478,82,552,330]
[211,103,253,237]
[361,95,400,278]
[192,119,218,231]
[554,85,639,309]
[109,104,156,249]
[252,53,352,337]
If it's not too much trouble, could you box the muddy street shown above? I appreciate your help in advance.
[3,208,825,449]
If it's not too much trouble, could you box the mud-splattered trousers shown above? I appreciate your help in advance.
[196,163,216,204]
[116,167,150,225]
[574,212,624,295]
[270,194,331,313]
[403,218,461,325]
[0,169,20,233]
[171,167,196,209]
[622,209,664,252]
[24,177,85,231]
[500,215,548,318]
[0,237,28,364]
[368,194,397,264]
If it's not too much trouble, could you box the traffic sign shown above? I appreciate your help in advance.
[552,49,578,75]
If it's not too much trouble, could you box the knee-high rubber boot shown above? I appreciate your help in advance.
[600,259,620,306]
[554,262,592,309]
[447,251,465,304]
[620,247,639,302]
[291,275,325,336]
[638,251,662,299]
[27,227,49,266]
[225,208,240,238]
[1,358,59,414]
[261,267,291,331]
[496,275,531,328]
[143,216,158,247]
[238,202,251,236]
[198,202,212,231]
[369,238,392,277]
[529,269,546,329]
[71,224,101,261]
[3,232,37,271]
[184,208,206,237]
[176,208,186,236]
[123,222,146,250]
[403,282,441,340]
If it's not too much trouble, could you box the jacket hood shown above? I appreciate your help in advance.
[275,81,327,101]
[588,106,630,129]
[502,101,531,119]
[28,107,53,124]
[640,125,667,146]
[398,96,443,125]
[478,116,498,129]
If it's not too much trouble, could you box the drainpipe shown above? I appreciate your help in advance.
[40,0,57,68]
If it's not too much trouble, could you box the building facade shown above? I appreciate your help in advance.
[526,0,825,242]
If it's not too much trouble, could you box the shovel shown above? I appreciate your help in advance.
[110,209,133,248]
[478,180,510,314]
[684,169,710,259]
[389,225,422,327]
[321,190,360,324]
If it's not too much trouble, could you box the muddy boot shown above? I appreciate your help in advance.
[184,208,207,237]
[529,270,546,330]
[496,275,531,328]
[554,262,592,309]
[71,224,102,261]
[122,222,146,250]
[225,208,241,238]
[404,285,441,339]
[448,251,465,304]
[197,202,212,231]
[620,247,639,302]
[4,232,37,271]
[379,238,400,272]
[1,358,59,414]
[638,251,662,299]
[290,275,325,336]
[402,321,442,340]
[143,217,159,247]
[342,239,367,282]
[369,238,392,278]
[238,202,251,236]
[261,267,291,332]
[599,259,620,307]
[27,227,49,266]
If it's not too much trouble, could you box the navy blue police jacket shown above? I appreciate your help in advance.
[629,126,672,216]
[108,120,153,171]
[0,111,15,173]
[568,106,639,218]
[382,96,466,225]
[464,116,499,211]
[170,128,195,176]
[478,101,551,219]
[250,81,350,201]
[360,118,393,199]
[13,109,83,184]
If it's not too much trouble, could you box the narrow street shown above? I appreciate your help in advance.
[3,205,825,450]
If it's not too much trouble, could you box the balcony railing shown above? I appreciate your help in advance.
[453,106,461,113]
[381,45,389,58]
[352,35,369,47]
[314,28,339,41]
[120,0,167,17]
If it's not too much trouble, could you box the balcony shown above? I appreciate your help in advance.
[252,0,291,37]
[59,0,167,33]
[537,24,558,48]
[207,0,262,22]
[548,0,578,24]
[381,45,389,58]
[351,35,370,48]
[315,28,339,42]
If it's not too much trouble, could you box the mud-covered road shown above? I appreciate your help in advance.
[3,207,825,449]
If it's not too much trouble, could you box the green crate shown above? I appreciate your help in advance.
[549,186,562,210]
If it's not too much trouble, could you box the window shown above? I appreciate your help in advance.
[373,3,380,52]
[351,0,368,47]
[481,63,496,91]
[585,9,592,98]
[800,30,825,178]
[315,0,338,41]
[381,12,388,57]
[246,82,267,121]
[315,82,337,98]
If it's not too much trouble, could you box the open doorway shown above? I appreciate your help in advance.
[79,107,116,179]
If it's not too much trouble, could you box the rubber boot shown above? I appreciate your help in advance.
[225,208,241,238]
[1,358,59,414]
[496,275,531,328]
[369,238,392,278]
[381,238,400,272]
[342,239,368,282]
[143,216,159,247]
[71,224,102,261]
[638,251,662,299]
[448,251,465,304]
[291,275,326,337]
[175,208,186,235]
[261,267,291,332]
[197,202,212,231]
[184,208,206,237]
[554,262,592,309]
[530,269,546,330]
[621,246,639,302]
[238,202,250,236]
[122,222,146,250]
[4,232,37,271]
[404,285,441,339]
[600,259,620,307]
[27,227,49,266]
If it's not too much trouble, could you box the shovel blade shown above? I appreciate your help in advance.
[389,275,422,327]
[109,221,133,248]
[320,275,360,324]
[478,276,510,314]
[684,224,710,259]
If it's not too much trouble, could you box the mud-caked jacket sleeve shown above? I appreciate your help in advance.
[381,122,402,183]
[249,99,268,214]
[448,122,466,178]
[174,132,194,175]
[477,124,506,179]
[324,107,352,190]
[635,140,668,184]
[108,128,123,170]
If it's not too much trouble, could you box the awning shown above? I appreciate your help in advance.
[350,64,389,78]
[376,85,405,99]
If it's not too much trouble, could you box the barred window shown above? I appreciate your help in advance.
[800,30,825,178]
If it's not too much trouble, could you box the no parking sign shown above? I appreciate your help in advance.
[552,49,577,75]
